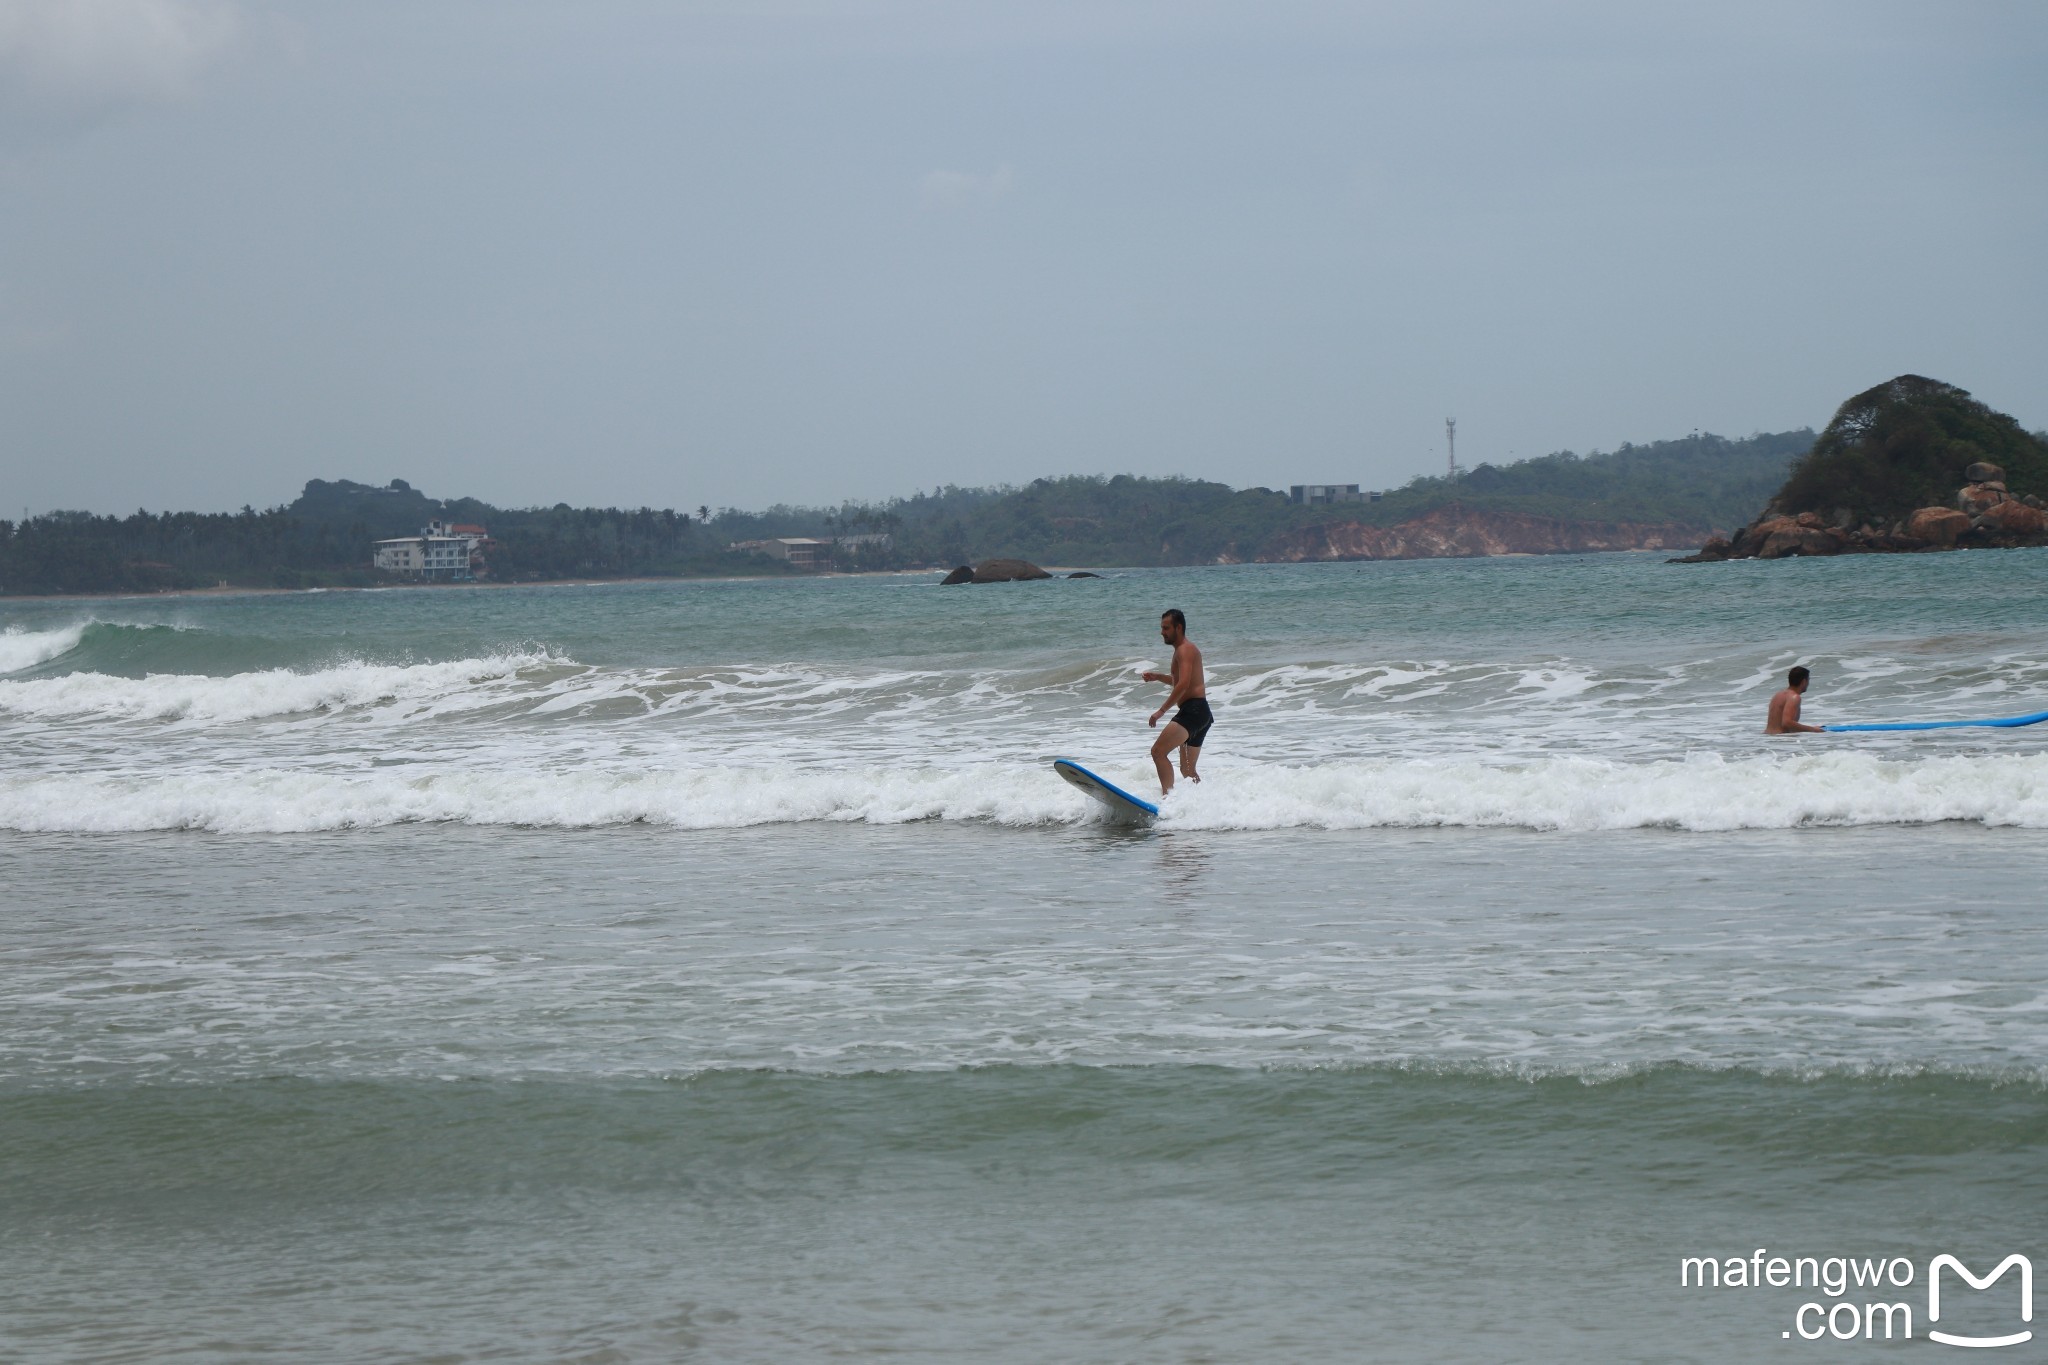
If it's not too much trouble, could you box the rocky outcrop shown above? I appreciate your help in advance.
[1680,460,2048,561]
[1979,500,2047,536]
[1258,505,1703,562]
[1958,480,2008,517]
[1907,506,1970,546]
[1731,513,1842,559]
[941,558,1054,584]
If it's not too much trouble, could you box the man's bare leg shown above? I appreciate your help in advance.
[1180,744,1201,784]
[1152,722,1189,794]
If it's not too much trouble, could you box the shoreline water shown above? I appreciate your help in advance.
[5,818,2043,1362]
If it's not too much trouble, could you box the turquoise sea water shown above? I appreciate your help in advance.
[4,552,2048,1360]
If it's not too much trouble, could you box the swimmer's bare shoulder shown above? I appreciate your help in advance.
[1765,665,1823,734]
[1766,686,1823,734]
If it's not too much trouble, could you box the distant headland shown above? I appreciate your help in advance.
[1678,376,2048,561]
[0,428,1822,596]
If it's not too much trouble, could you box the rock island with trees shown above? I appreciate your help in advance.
[1680,376,2048,561]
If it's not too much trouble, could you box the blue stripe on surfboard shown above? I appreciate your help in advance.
[1824,708,2048,733]
[1052,758,1160,817]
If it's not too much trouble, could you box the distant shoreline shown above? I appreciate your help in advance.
[0,569,952,603]
[2,547,1718,604]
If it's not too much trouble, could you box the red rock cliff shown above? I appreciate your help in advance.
[1256,505,1706,562]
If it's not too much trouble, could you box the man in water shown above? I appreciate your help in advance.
[1142,608,1211,794]
[1766,665,1824,734]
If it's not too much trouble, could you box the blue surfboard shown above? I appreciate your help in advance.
[1825,708,2048,733]
[1054,758,1159,824]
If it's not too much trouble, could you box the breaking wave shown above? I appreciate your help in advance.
[0,624,87,675]
[11,645,2048,753]
[0,650,569,723]
[5,751,2048,833]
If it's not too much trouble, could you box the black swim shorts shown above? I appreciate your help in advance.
[1170,696,1214,748]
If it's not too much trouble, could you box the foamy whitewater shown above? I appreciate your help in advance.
[6,556,2048,833]
[5,553,2047,1361]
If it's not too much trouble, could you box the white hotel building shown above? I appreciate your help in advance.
[372,519,491,580]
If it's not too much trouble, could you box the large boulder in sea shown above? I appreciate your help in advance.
[1976,500,2048,537]
[939,565,975,585]
[1907,506,1971,546]
[1958,482,2008,516]
[967,558,1053,583]
[1731,514,1839,559]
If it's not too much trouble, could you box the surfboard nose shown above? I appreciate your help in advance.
[1054,758,1160,823]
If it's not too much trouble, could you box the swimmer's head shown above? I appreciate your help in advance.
[1788,665,1810,691]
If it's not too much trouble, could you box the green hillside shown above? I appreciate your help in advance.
[1370,430,1811,531]
[840,429,1812,566]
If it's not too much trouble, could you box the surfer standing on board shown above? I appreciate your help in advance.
[1766,665,1823,734]
[1143,608,1211,794]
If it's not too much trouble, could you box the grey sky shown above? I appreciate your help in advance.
[3,0,2043,517]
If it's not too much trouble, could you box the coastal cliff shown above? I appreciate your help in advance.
[1251,505,1702,562]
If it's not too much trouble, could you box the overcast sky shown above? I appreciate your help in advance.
[3,0,2043,517]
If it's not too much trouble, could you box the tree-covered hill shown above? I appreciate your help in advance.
[861,429,1812,566]
[0,486,752,595]
[1771,376,2048,524]
[1369,429,1813,532]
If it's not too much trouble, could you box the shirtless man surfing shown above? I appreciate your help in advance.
[1766,665,1823,734]
[1142,608,1212,794]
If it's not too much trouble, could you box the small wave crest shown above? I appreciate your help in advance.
[0,624,87,675]
[0,649,568,723]
[4,751,2048,833]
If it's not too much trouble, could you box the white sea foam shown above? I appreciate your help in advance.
[1161,751,2048,830]
[0,624,86,674]
[8,645,2048,742]
[0,765,1072,832]
[8,637,2048,817]
[4,752,2047,833]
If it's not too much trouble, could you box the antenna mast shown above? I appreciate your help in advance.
[1446,417,1458,480]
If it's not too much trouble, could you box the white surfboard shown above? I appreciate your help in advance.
[1054,758,1159,825]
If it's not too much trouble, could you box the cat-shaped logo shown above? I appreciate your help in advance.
[1928,1255,2031,1349]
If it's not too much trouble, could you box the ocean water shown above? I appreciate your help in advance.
[4,552,2047,1361]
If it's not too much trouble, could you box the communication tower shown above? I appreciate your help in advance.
[1446,418,1459,480]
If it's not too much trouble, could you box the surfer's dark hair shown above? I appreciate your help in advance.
[1788,666,1810,687]
[1162,608,1186,629]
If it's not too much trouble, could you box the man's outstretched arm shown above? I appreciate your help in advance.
[1149,651,1195,724]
